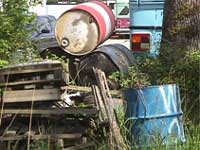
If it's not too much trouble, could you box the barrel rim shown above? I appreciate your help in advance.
[126,112,183,120]
[55,9,99,56]
[121,84,178,91]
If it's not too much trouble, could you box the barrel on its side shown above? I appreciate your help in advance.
[55,1,115,56]
[124,84,186,147]
[69,44,135,89]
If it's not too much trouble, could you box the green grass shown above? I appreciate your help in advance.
[27,107,199,150]
[95,106,200,150]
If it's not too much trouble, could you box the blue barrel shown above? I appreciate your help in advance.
[123,84,186,147]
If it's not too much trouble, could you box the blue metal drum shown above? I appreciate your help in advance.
[123,84,186,147]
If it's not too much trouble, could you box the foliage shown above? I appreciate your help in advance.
[162,51,199,123]
[43,51,69,64]
[160,0,200,123]
[109,65,150,89]
[30,140,61,150]
[0,59,8,68]
[137,50,200,123]
[96,107,200,150]
[0,0,40,66]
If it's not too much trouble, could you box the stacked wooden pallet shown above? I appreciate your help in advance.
[0,60,68,86]
[0,61,98,150]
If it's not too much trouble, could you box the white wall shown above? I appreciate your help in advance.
[29,0,75,18]
[45,5,74,18]
[29,0,46,15]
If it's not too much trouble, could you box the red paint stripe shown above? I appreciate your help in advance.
[91,0,115,32]
[72,5,107,43]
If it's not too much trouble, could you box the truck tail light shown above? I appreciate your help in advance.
[131,34,151,52]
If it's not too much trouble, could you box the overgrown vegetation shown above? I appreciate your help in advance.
[108,48,199,149]
[95,106,200,150]
[136,48,200,123]
[0,0,41,67]
[109,65,150,89]
[107,45,199,150]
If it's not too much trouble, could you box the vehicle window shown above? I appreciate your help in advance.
[119,6,129,15]
[37,17,51,33]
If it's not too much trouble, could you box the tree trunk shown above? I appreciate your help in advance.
[161,0,200,59]
[160,0,200,123]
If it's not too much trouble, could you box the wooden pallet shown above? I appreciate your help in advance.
[0,61,69,89]
[0,106,98,149]
[1,107,98,116]
[0,133,82,141]
[2,88,61,103]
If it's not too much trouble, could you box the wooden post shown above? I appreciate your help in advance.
[93,68,125,150]
[92,85,108,122]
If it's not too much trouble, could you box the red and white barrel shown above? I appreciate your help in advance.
[55,1,115,56]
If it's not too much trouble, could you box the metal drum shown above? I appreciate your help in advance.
[55,1,115,56]
[69,44,135,89]
[124,84,186,147]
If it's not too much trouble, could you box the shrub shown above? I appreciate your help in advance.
[137,50,200,123]
[109,65,150,89]
[0,0,40,65]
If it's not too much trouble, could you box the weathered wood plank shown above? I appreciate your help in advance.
[0,61,68,75]
[62,86,92,92]
[63,142,95,150]
[0,79,61,87]
[2,108,98,116]
[0,67,63,75]
[3,89,61,103]
[63,146,78,150]
[0,133,82,141]
[62,85,121,97]
[0,62,69,86]
[93,68,125,150]
[92,85,108,122]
